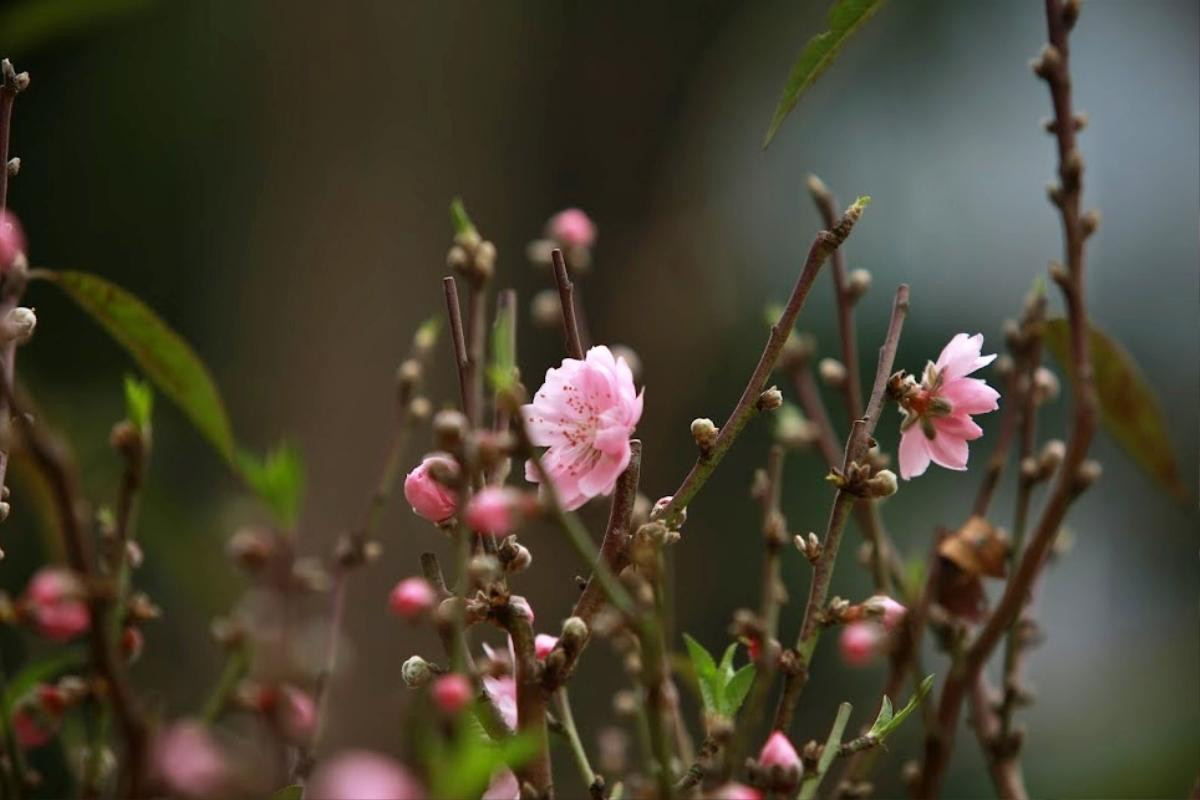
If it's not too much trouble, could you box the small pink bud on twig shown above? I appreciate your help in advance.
[403,454,459,523]
[23,568,90,642]
[431,674,473,715]
[547,208,597,250]
[839,622,883,666]
[389,578,435,620]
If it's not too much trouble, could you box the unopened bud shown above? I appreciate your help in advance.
[613,690,638,717]
[530,289,563,329]
[0,307,36,344]
[794,532,821,563]
[125,592,161,623]
[1033,367,1060,403]
[1072,459,1102,494]
[433,409,469,450]
[818,358,847,388]
[408,396,432,422]
[561,616,588,646]
[1081,209,1101,237]
[474,240,497,279]
[396,359,422,389]
[864,469,898,499]
[468,555,500,585]
[292,558,332,593]
[401,655,436,688]
[498,536,533,573]
[227,527,275,572]
[1039,439,1065,474]
[690,417,718,451]
[1062,0,1080,29]
[6,158,18,177]
[757,385,783,411]
[1031,44,1061,80]
[121,627,144,663]
[846,269,872,301]
[994,354,1015,378]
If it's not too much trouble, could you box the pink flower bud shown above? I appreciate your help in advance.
[548,208,596,249]
[308,751,425,800]
[758,731,801,770]
[389,577,436,620]
[839,622,884,666]
[509,595,534,623]
[713,783,763,800]
[868,594,907,630]
[403,454,458,523]
[465,487,516,535]
[24,568,90,641]
[0,211,26,272]
[121,626,144,663]
[432,674,473,715]
[534,634,558,661]
[152,721,228,798]
[279,685,317,744]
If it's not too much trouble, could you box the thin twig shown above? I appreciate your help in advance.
[551,249,585,360]
[654,199,870,529]
[917,2,1099,793]
[443,276,473,420]
[773,284,909,732]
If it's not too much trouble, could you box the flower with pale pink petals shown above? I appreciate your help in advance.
[24,568,90,641]
[548,208,596,249]
[839,622,884,667]
[895,333,1000,479]
[151,721,229,798]
[279,685,317,743]
[482,768,520,800]
[523,345,643,511]
[308,750,425,800]
[465,487,517,535]
[0,211,25,272]
[389,577,436,620]
[534,634,558,660]
[482,674,518,731]
[403,453,458,523]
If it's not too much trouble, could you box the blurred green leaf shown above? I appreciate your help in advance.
[428,712,539,800]
[867,674,933,741]
[44,271,235,464]
[236,442,306,529]
[682,633,718,714]
[723,663,756,716]
[762,0,885,149]
[267,787,302,800]
[799,701,852,800]
[0,0,154,56]
[450,197,477,237]
[123,375,154,433]
[2,651,85,714]
[488,302,517,393]
[1043,319,1187,502]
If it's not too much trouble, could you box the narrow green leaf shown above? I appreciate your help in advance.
[762,0,886,148]
[450,197,477,237]
[236,442,306,528]
[866,695,894,738]
[268,787,303,800]
[488,301,517,393]
[1043,319,1187,502]
[123,375,154,433]
[868,674,933,741]
[682,633,719,713]
[43,271,235,463]
[717,642,738,680]
[723,662,756,717]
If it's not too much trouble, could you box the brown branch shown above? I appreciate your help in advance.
[551,249,585,360]
[773,284,909,732]
[917,2,1099,794]
[443,276,473,421]
[653,198,870,529]
[499,602,553,797]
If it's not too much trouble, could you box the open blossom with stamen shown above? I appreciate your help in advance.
[523,346,643,511]
[895,333,1000,479]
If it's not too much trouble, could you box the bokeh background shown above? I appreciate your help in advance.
[1,0,1196,796]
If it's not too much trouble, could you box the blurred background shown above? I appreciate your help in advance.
[0,0,1196,796]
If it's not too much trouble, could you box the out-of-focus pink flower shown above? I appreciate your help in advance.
[12,706,55,749]
[869,595,907,630]
[547,208,596,249]
[483,675,518,731]
[432,674,473,715]
[279,685,317,743]
[522,346,643,510]
[509,595,534,623]
[308,750,425,800]
[482,767,520,800]
[404,454,458,523]
[465,487,516,535]
[839,622,884,667]
[896,333,999,479]
[758,731,801,769]
[389,577,436,620]
[152,721,228,798]
[0,211,25,272]
[534,634,558,660]
[713,782,763,800]
[24,568,90,641]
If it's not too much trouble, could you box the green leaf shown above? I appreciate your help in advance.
[268,787,303,800]
[2,650,85,713]
[123,375,154,433]
[236,442,306,528]
[488,300,517,393]
[722,662,756,717]
[717,642,738,680]
[682,633,719,713]
[762,0,886,148]
[0,0,155,56]
[867,674,933,741]
[450,197,477,237]
[1043,319,1187,502]
[43,271,235,464]
[430,717,539,800]
[798,701,852,800]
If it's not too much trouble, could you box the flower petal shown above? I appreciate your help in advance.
[936,333,996,381]
[898,427,932,479]
[941,377,1000,415]
[934,413,984,441]
[927,431,969,470]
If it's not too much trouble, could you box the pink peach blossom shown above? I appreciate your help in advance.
[403,453,458,523]
[151,721,228,798]
[758,731,801,770]
[534,634,558,660]
[432,674,473,715]
[279,685,317,743]
[307,750,425,800]
[896,333,1000,479]
[713,782,763,800]
[0,211,25,271]
[465,487,516,535]
[482,674,518,731]
[24,568,90,641]
[389,577,436,619]
[523,345,643,510]
[840,622,884,667]
[482,768,520,800]
[547,208,596,249]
